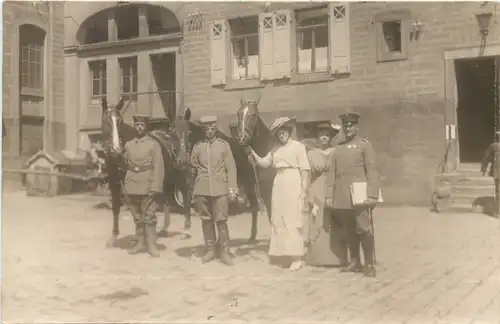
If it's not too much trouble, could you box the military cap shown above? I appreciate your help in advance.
[200,115,218,124]
[133,114,150,123]
[339,113,360,124]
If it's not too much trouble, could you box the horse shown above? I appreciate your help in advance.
[235,100,278,223]
[175,107,263,242]
[99,97,192,247]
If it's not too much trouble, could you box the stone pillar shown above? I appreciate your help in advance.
[137,52,152,116]
[64,51,80,151]
[138,5,149,38]
[107,57,120,105]
[108,10,117,41]
[175,50,183,118]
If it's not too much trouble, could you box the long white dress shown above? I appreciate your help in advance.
[264,140,311,257]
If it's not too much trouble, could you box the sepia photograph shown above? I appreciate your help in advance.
[1,0,500,323]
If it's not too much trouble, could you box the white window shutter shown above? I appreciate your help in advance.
[329,2,351,75]
[259,12,275,81]
[273,9,293,79]
[210,20,228,85]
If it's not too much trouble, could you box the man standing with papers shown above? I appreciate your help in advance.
[325,113,380,277]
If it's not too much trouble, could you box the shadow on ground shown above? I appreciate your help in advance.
[174,238,269,259]
[113,235,167,251]
[473,196,499,217]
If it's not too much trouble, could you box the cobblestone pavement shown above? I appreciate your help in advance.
[2,189,500,323]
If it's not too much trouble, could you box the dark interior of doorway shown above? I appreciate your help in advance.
[455,56,497,163]
[151,53,176,121]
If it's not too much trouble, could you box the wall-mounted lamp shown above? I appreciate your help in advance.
[476,12,492,36]
[410,20,422,41]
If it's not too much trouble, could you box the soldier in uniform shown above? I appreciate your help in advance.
[190,116,238,265]
[124,114,165,257]
[325,113,380,277]
[481,131,500,217]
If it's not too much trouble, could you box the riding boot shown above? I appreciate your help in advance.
[216,220,234,266]
[361,233,376,277]
[201,220,217,263]
[128,224,146,254]
[341,234,362,273]
[145,224,160,258]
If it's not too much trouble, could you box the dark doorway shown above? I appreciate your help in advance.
[151,53,176,121]
[455,56,498,163]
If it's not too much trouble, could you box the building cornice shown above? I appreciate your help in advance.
[64,33,182,57]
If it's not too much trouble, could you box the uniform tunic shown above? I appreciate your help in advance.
[191,138,237,196]
[306,147,346,266]
[191,137,237,221]
[325,136,379,210]
[325,136,380,235]
[123,135,165,195]
[261,140,310,257]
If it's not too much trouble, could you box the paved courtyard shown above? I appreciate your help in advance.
[2,188,500,323]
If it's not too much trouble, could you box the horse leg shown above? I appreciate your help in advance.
[159,195,170,237]
[183,186,192,231]
[106,183,121,248]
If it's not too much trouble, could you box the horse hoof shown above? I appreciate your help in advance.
[184,221,192,230]
[158,229,169,238]
[248,237,257,244]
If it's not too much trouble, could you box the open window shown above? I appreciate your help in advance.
[375,10,410,62]
[89,60,107,104]
[119,56,138,101]
[229,16,260,80]
[296,5,329,74]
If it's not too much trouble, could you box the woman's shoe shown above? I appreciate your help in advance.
[289,260,305,271]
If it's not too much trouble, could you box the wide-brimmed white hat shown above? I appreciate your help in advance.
[270,116,296,134]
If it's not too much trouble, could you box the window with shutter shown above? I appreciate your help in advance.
[273,9,293,78]
[259,13,274,81]
[295,5,329,74]
[329,2,351,75]
[210,20,228,86]
[229,16,259,81]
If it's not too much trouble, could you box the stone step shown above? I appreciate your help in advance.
[452,193,495,207]
[454,176,494,185]
[452,185,495,197]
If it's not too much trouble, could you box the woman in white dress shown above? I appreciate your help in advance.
[249,117,311,271]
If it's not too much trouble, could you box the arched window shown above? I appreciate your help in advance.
[20,24,45,92]
[19,24,46,156]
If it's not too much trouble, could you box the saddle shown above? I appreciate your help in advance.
[148,129,180,167]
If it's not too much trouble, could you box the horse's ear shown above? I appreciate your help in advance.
[101,97,108,112]
[184,108,191,121]
[116,97,124,111]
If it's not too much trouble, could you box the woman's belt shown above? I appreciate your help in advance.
[127,163,153,173]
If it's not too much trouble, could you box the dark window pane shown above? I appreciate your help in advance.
[247,35,259,56]
[315,25,329,48]
[382,21,402,53]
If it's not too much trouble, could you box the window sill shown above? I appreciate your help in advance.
[290,72,336,84]
[224,79,265,91]
[377,53,408,63]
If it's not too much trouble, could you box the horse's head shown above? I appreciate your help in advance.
[101,97,125,155]
[236,98,260,146]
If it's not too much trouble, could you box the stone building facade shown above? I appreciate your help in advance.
[2,1,65,165]
[8,1,499,205]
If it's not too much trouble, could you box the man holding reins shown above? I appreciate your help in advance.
[190,116,238,265]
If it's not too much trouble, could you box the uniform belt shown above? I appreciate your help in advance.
[127,164,153,172]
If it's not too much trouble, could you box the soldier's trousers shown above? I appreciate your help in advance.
[129,194,158,225]
[194,194,231,250]
[336,208,375,266]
